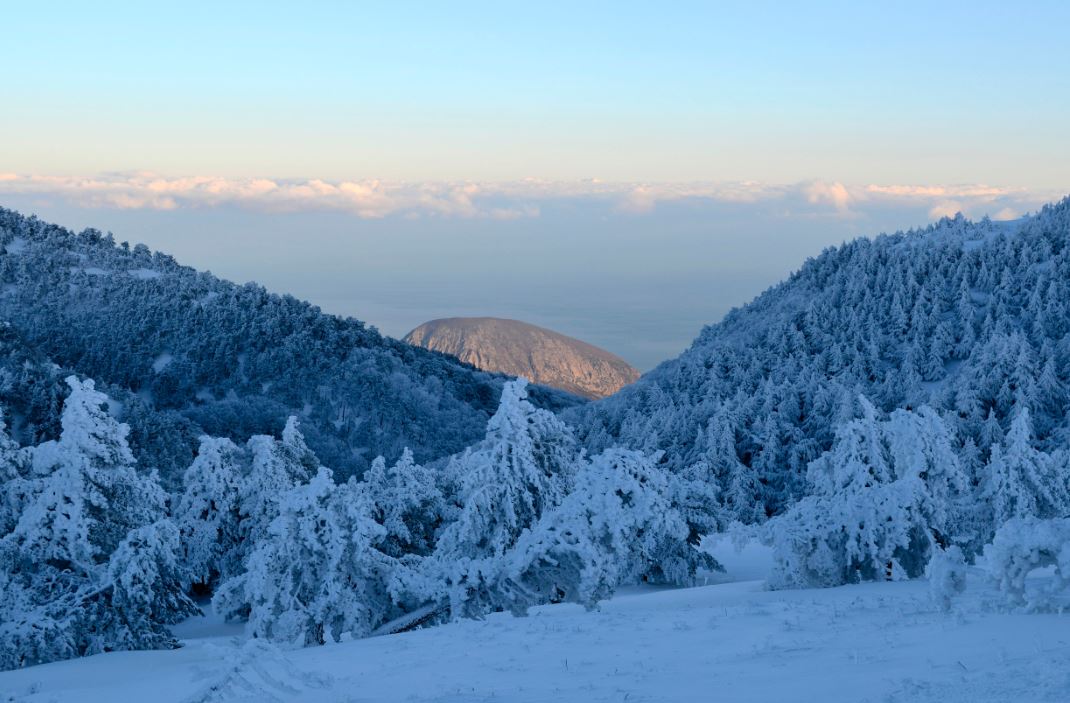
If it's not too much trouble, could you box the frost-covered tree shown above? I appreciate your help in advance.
[0,412,32,535]
[672,459,729,544]
[503,449,716,613]
[173,436,246,587]
[239,417,317,557]
[985,517,1070,611]
[103,520,199,650]
[404,379,581,619]
[0,378,185,670]
[699,404,762,525]
[884,405,969,544]
[443,378,579,549]
[214,468,390,645]
[359,448,445,559]
[767,399,968,588]
[10,376,166,572]
[984,408,1070,534]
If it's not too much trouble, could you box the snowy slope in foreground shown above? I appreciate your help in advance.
[1,546,1067,703]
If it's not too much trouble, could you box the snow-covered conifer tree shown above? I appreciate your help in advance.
[413,378,581,619]
[465,448,716,615]
[767,399,968,588]
[214,468,389,645]
[504,449,688,610]
[11,376,165,572]
[239,417,317,557]
[0,377,179,669]
[173,435,246,586]
[104,519,199,650]
[0,412,32,535]
[984,408,1070,534]
[359,448,445,558]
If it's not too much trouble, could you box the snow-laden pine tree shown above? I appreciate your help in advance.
[9,376,166,573]
[983,408,1070,536]
[672,459,728,545]
[409,378,581,619]
[104,519,199,650]
[173,435,246,587]
[0,378,186,669]
[767,399,968,588]
[359,448,446,559]
[238,417,317,561]
[505,448,716,612]
[213,467,390,646]
[699,403,762,525]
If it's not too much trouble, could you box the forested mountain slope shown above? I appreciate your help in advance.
[0,322,204,488]
[568,198,1070,518]
[0,207,578,481]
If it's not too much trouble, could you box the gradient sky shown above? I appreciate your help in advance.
[3,2,1069,369]
[5,1,1070,184]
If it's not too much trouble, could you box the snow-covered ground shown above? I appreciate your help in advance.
[2,543,1067,703]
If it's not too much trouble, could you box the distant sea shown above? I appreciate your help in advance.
[3,195,963,371]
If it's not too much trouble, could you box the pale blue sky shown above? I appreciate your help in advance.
[2,2,1069,368]
[5,1,1069,184]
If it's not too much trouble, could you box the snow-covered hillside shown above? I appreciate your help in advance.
[568,199,1070,519]
[0,207,579,484]
[1,544,1066,703]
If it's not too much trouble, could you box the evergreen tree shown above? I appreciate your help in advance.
[984,408,1070,533]
[767,400,967,588]
[214,468,390,646]
[173,436,246,586]
[238,417,317,559]
[505,449,716,612]
[0,413,32,535]
[413,379,580,619]
[11,377,165,572]
[0,378,182,669]
[359,448,445,559]
[104,520,199,650]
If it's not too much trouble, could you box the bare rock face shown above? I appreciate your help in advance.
[404,317,640,400]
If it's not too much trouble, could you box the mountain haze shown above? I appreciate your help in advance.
[0,208,579,482]
[404,317,640,399]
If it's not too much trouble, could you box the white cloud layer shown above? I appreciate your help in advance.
[0,172,1062,222]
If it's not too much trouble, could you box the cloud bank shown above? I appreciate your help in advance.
[0,172,1061,222]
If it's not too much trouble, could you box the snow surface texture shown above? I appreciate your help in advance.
[1,543,1067,703]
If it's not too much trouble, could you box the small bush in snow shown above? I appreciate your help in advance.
[985,517,1070,612]
[926,545,967,611]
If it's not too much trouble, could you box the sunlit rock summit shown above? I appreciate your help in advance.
[404,317,640,399]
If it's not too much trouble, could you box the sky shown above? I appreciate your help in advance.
[2,2,1069,368]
